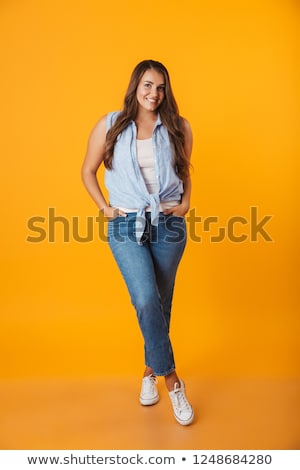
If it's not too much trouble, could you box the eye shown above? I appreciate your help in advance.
[157,86,165,92]
[144,83,151,88]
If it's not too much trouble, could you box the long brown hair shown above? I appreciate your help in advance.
[104,60,190,179]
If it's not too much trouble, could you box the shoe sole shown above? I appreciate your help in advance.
[139,395,160,406]
[174,409,194,425]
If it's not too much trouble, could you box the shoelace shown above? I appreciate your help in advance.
[143,375,158,393]
[172,383,191,413]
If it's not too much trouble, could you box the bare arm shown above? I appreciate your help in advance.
[164,118,193,217]
[81,115,126,218]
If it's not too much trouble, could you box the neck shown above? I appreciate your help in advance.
[136,108,158,123]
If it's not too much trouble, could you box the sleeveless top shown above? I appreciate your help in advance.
[105,111,184,243]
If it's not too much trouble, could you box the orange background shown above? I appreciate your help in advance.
[0,0,299,383]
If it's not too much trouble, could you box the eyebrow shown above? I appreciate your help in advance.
[144,80,165,86]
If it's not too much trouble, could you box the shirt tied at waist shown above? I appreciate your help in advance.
[135,194,160,245]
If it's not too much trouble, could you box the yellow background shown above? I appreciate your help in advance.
[0,0,299,383]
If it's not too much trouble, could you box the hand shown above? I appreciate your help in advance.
[163,203,189,218]
[101,206,127,220]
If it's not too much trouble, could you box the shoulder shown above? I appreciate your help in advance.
[93,114,107,131]
[180,116,192,132]
[88,115,107,144]
[93,110,119,130]
[89,111,121,140]
[180,116,193,139]
[106,110,122,131]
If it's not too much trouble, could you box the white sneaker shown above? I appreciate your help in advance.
[139,375,159,406]
[168,379,194,425]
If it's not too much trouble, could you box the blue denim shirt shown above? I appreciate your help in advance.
[105,111,183,241]
[105,111,183,243]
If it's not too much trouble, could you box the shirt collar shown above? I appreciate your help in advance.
[131,113,162,128]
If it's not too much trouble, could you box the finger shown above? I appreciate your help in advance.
[118,210,127,217]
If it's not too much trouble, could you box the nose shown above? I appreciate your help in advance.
[151,87,159,97]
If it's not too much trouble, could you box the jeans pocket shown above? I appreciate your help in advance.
[108,215,122,223]
[166,214,186,221]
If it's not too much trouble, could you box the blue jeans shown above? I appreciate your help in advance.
[108,212,186,376]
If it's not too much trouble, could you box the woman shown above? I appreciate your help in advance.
[81,60,194,425]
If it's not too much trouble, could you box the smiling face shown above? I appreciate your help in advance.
[136,68,165,113]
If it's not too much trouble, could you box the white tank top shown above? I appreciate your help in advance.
[136,138,158,194]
